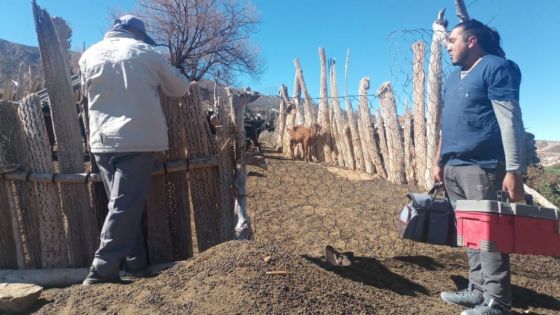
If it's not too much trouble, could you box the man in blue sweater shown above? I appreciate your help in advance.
[433,20,527,315]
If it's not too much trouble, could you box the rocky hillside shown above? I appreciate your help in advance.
[0,38,79,98]
[536,140,560,167]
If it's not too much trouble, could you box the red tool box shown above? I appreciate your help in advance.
[455,200,560,256]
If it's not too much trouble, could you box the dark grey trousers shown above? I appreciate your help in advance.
[443,164,511,307]
[91,152,154,277]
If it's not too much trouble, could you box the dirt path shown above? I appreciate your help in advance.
[28,148,560,315]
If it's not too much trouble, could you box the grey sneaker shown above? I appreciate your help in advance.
[440,284,484,308]
[460,299,511,315]
[82,266,123,286]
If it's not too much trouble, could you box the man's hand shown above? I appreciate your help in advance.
[432,164,443,184]
[502,172,525,202]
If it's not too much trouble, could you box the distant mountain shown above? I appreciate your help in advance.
[536,140,560,167]
[0,38,80,98]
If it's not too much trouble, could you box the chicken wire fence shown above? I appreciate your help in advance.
[245,29,455,260]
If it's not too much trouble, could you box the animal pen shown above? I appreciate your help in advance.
[0,3,258,272]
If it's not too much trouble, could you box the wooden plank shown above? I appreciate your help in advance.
[160,94,193,260]
[18,94,68,268]
[33,1,97,266]
[216,96,235,242]
[0,100,41,268]
[185,85,224,250]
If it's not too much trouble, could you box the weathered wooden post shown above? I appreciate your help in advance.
[184,85,223,250]
[18,94,68,268]
[329,59,352,167]
[0,100,41,268]
[425,9,448,189]
[281,83,297,158]
[228,88,260,240]
[344,50,363,171]
[403,107,416,185]
[160,93,193,260]
[358,78,386,177]
[318,48,333,163]
[33,1,98,266]
[0,101,25,269]
[375,108,390,178]
[275,85,288,152]
[294,58,316,127]
[412,41,427,188]
[378,82,406,184]
[215,93,236,241]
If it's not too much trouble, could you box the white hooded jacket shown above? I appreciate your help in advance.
[79,31,189,153]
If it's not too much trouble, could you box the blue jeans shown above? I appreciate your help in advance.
[444,164,511,307]
[92,152,155,277]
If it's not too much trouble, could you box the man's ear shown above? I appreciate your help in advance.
[467,35,478,48]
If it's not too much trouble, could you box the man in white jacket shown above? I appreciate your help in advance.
[79,15,190,285]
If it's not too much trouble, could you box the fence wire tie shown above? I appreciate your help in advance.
[220,137,232,152]
[84,171,91,184]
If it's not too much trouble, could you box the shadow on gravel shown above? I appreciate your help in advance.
[450,275,560,314]
[303,255,429,296]
[394,255,445,271]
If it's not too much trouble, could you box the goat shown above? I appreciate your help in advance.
[287,123,321,162]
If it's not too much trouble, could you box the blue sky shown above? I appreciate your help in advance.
[1,0,559,140]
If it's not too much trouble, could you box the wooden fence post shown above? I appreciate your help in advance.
[161,94,193,260]
[425,9,448,189]
[33,1,97,266]
[228,88,260,240]
[378,82,406,184]
[281,84,296,157]
[344,50,362,171]
[184,85,223,250]
[375,108,390,179]
[403,107,416,185]
[0,101,25,269]
[358,78,386,177]
[318,48,333,163]
[412,41,427,188]
[216,95,236,241]
[329,59,352,167]
[18,94,69,268]
[294,59,316,127]
[0,100,41,268]
[275,85,287,152]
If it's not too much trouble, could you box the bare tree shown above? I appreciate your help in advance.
[138,0,263,84]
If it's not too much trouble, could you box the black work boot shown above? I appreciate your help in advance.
[82,266,123,286]
[440,283,484,308]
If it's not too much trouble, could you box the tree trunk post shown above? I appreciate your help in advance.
[375,108,390,180]
[425,9,448,189]
[403,107,416,185]
[359,78,386,177]
[228,88,260,240]
[378,82,406,184]
[412,41,427,188]
[318,48,333,163]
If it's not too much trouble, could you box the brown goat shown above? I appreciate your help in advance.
[287,123,321,162]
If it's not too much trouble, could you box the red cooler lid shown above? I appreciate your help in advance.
[456,200,559,221]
